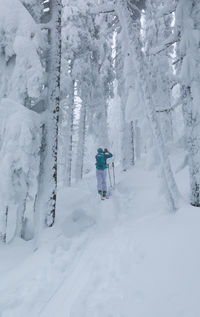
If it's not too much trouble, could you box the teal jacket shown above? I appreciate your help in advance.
[96,149,113,170]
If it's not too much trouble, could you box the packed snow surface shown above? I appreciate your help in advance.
[0,158,199,317]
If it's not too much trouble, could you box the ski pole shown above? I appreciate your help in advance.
[112,162,116,187]
[107,163,112,188]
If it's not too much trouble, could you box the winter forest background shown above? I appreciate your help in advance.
[0,0,200,316]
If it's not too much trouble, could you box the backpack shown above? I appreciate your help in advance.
[96,153,106,170]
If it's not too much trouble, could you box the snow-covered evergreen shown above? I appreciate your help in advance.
[174,0,200,206]
[0,1,200,315]
[0,0,44,104]
[0,98,41,242]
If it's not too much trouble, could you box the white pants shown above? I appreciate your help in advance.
[96,169,107,192]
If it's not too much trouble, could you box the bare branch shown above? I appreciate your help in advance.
[171,82,178,90]
[99,10,115,14]
[172,57,183,65]
[156,108,172,113]
[156,3,177,19]
[127,1,141,14]
[90,5,115,15]
[149,37,180,56]
[156,99,182,113]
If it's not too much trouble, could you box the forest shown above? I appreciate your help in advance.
[0,0,200,316]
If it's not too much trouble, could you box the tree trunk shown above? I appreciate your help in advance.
[15,193,28,239]
[120,87,130,171]
[0,206,8,243]
[65,79,75,187]
[34,0,62,231]
[135,120,141,161]
[130,120,135,166]
[182,86,200,206]
[175,0,200,207]
[121,100,128,171]
[75,102,87,181]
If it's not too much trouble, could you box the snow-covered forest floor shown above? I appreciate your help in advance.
[0,150,200,317]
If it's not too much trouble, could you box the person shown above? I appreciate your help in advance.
[95,148,113,199]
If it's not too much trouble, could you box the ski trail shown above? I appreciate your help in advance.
[0,166,172,317]
[39,192,120,317]
[0,171,126,317]
[39,232,109,317]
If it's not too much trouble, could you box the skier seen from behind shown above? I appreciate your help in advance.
[95,148,113,199]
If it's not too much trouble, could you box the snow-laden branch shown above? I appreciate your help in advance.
[99,9,115,14]
[127,1,141,14]
[172,57,183,65]
[156,3,177,19]
[97,2,141,15]
[149,36,180,55]
[91,5,115,15]
[38,21,52,29]
[156,96,182,115]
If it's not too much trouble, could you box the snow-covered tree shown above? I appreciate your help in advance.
[115,9,143,171]
[145,0,174,144]
[60,1,115,182]
[0,99,41,243]
[34,0,62,230]
[113,0,180,211]
[174,0,200,206]
[0,0,63,242]
[0,0,44,105]
[0,0,45,242]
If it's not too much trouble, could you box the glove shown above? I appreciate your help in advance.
[104,148,108,153]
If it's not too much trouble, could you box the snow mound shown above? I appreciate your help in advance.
[61,209,96,237]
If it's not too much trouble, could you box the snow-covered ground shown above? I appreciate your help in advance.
[0,155,200,317]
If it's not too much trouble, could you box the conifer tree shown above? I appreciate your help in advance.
[174,0,200,206]
[114,0,180,211]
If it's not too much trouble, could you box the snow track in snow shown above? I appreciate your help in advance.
[39,232,111,317]
[0,175,120,317]
[1,163,200,317]
[36,192,120,317]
